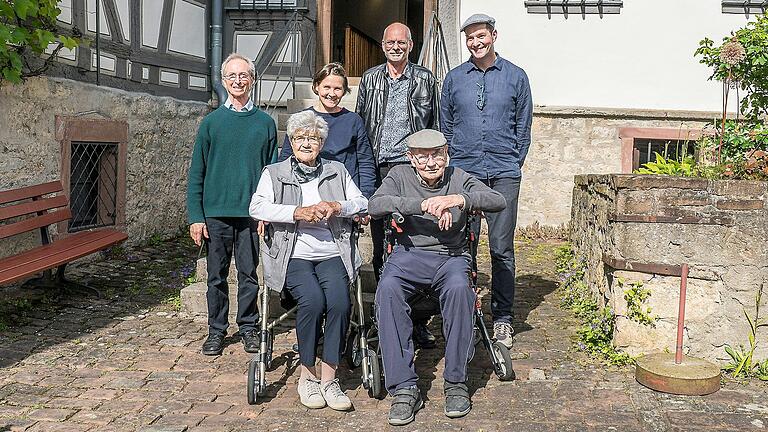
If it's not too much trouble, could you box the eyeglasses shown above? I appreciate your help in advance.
[476,74,486,111]
[410,151,447,165]
[224,73,251,82]
[383,40,409,49]
[292,135,321,145]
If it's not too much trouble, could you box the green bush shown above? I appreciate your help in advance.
[695,14,768,121]
[0,1,81,84]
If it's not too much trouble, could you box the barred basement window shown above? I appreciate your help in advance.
[525,0,623,18]
[69,142,119,232]
[619,128,704,174]
[57,116,127,236]
[722,1,767,15]
[631,139,696,172]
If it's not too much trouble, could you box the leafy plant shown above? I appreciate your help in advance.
[714,120,768,162]
[695,14,768,122]
[555,245,633,366]
[723,284,768,379]
[621,279,658,327]
[634,152,695,177]
[0,1,81,84]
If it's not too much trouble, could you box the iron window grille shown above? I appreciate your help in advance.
[632,139,696,172]
[525,0,623,18]
[69,141,119,232]
[228,0,308,10]
[722,1,768,14]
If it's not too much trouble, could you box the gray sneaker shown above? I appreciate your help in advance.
[388,386,423,426]
[298,377,326,409]
[493,321,514,348]
[444,381,471,418]
[321,379,352,411]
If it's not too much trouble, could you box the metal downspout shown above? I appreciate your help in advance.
[211,0,227,105]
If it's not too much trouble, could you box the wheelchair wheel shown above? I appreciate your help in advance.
[345,328,362,369]
[366,349,385,399]
[247,359,258,405]
[492,341,515,381]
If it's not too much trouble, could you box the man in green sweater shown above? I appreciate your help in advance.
[187,53,278,356]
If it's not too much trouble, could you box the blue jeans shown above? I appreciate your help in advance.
[470,177,520,324]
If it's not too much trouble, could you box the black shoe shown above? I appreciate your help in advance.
[413,322,436,349]
[388,386,423,426]
[241,329,260,354]
[444,381,471,418]
[202,332,225,356]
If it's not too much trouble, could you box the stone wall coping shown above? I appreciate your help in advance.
[574,174,768,193]
[534,105,723,121]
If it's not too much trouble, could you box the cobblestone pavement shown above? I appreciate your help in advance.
[0,238,766,431]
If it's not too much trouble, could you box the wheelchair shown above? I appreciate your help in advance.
[344,211,515,400]
[246,219,370,404]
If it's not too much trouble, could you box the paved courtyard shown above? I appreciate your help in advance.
[0,237,766,431]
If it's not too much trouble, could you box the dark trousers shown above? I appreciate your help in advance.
[285,257,351,368]
[205,217,260,335]
[469,177,521,324]
[376,247,476,394]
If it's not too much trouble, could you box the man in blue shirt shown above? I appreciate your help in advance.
[440,13,533,348]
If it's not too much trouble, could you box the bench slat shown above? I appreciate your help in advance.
[0,181,63,205]
[0,230,112,271]
[0,195,69,221]
[0,229,128,285]
[0,208,72,240]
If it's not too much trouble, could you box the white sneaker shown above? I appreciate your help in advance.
[298,377,326,409]
[321,379,352,411]
[493,322,515,348]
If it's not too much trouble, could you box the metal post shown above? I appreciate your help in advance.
[95,0,101,86]
[675,263,689,364]
[211,0,227,105]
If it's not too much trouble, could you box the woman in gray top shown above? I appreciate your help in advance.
[249,111,367,411]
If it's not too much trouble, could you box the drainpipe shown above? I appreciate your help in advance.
[211,0,227,105]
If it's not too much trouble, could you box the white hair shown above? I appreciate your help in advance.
[382,23,412,42]
[287,111,329,141]
[221,52,256,80]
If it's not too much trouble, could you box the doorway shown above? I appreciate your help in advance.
[327,0,426,76]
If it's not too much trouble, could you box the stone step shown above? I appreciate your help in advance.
[181,258,377,319]
[191,235,373,284]
[293,81,360,102]
[287,98,357,114]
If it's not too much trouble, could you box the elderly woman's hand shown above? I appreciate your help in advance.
[315,201,341,220]
[294,206,325,223]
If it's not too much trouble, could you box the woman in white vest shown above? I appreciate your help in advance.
[249,110,367,411]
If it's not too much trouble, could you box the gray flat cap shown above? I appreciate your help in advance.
[406,129,447,149]
[460,13,496,32]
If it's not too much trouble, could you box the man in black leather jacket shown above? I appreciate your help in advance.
[356,22,440,348]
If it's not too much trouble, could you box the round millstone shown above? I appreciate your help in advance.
[635,352,721,395]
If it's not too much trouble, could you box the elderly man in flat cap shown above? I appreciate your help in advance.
[369,129,506,425]
[440,13,533,349]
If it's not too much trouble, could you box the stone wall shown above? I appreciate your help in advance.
[571,174,768,362]
[521,107,716,228]
[0,76,209,257]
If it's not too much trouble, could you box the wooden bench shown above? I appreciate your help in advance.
[0,181,128,293]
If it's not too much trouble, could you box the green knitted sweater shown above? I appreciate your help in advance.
[186,106,277,223]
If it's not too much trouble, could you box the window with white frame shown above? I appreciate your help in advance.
[524,0,623,18]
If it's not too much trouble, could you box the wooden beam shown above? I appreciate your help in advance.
[317,0,332,66]
[602,254,683,277]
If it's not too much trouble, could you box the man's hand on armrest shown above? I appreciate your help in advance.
[421,194,465,218]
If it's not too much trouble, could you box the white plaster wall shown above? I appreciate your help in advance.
[456,0,756,112]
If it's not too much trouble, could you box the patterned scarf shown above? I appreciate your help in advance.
[291,157,323,183]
